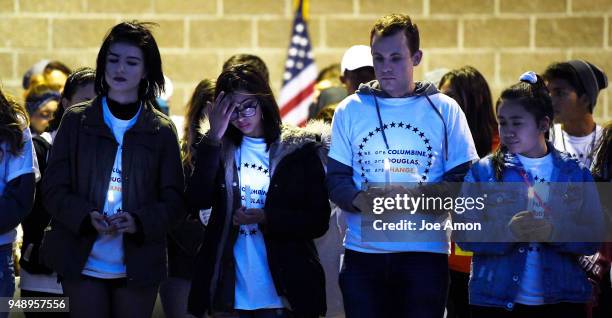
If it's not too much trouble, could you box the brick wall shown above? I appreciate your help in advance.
[0,0,611,122]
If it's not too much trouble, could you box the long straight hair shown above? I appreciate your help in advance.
[440,66,497,157]
[181,79,215,173]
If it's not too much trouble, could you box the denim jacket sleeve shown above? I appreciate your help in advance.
[548,167,604,255]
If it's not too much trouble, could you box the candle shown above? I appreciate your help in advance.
[384,157,391,187]
[527,186,541,219]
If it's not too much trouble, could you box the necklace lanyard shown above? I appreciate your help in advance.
[518,170,552,217]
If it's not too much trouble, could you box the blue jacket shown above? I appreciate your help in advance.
[457,145,604,310]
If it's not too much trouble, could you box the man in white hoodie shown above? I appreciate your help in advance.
[327,13,478,317]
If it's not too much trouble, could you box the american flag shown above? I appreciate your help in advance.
[279,0,317,126]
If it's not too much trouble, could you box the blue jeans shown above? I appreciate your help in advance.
[0,244,15,318]
[339,249,449,318]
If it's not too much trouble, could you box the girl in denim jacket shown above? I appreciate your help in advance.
[457,72,604,318]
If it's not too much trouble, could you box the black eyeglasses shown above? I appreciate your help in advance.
[230,99,259,120]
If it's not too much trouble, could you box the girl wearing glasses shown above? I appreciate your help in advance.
[186,64,330,318]
[41,21,184,318]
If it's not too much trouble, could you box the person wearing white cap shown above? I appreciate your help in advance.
[340,45,376,95]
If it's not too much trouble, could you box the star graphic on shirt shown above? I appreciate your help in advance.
[361,172,365,177]
[359,144,364,150]
[406,124,412,129]
[398,122,404,128]
[383,124,388,130]
[362,137,368,143]
[239,229,247,235]
[358,151,363,157]
[368,132,374,137]
[243,163,249,168]
[257,166,263,171]
[263,169,269,174]
[390,122,396,128]
[427,146,432,151]
[251,163,257,168]
[428,154,433,159]
[421,175,427,180]
[427,161,432,167]
[358,159,362,164]
[375,127,381,132]
[424,138,430,144]
[419,132,425,138]
[249,229,258,235]
[425,169,429,174]
[413,127,419,133]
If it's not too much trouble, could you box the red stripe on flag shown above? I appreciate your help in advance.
[280,82,315,118]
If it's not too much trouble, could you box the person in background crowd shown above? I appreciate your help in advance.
[327,13,478,317]
[314,46,376,123]
[544,60,608,168]
[308,64,347,120]
[47,67,96,140]
[438,65,499,318]
[24,82,61,139]
[19,69,96,317]
[41,21,184,318]
[186,64,330,318]
[43,61,72,91]
[22,60,50,90]
[586,122,612,318]
[339,45,376,95]
[458,72,603,318]
[438,66,499,317]
[22,60,72,92]
[440,66,499,158]
[159,79,214,318]
[0,88,37,318]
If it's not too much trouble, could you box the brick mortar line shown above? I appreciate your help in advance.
[2,12,609,20]
[6,47,606,55]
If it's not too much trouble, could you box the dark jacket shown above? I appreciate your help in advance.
[20,135,53,274]
[186,124,331,317]
[40,96,184,287]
